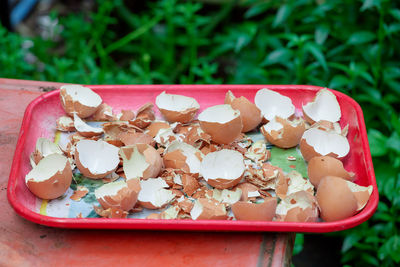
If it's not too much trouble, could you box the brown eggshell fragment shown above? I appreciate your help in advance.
[308,156,355,187]
[200,149,245,189]
[234,183,261,202]
[93,205,128,218]
[198,104,243,144]
[60,84,102,118]
[316,176,358,222]
[70,186,89,201]
[276,171,314,199]
[119,109,135,121]
[95,179,141,212]
[119,131,155,147]
[190,198,228,220]
[275,191,319,222]
[119,144,162,180]
[231,198,277,221]
[300,128,350,161]
[254,88,295,122]
[181,174,200,196]
[261,117,306,148]
[163,141,203,174]
[302,89,341,124]
[156,91,200,123]
[73,114,104,138]
[224,91,262,132]
[129,103,155,129]
[146,121,170,137]
[75,140,120,179]
[31,137,64,165]
[25,154,72,200]
[91,103,115,121]
[244,140,270,163]
[345,181,373,211]
[138,178,175,209]
[56,116,75,132]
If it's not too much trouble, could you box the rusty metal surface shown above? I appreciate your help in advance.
[0,78,294,267]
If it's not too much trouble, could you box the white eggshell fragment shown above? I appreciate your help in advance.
[302,89,341,124]
[25,153,72,199]
[254,88,295,121]
[200,149,245,189]
[75,140,120,179]
[30,137,64,165]
[60,84,102,118]
[155,91,200,123]
[56,116,75,132]
[73,114,104,137]
[138,178,175,209]
[275,191,319,222]
[300,128,350,161]
[163,141,203,174]
[261,116,306,148]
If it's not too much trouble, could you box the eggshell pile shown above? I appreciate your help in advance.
[25,85,373,223]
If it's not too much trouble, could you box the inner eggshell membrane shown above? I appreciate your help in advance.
[254,88,295,121]
[302,89,341,124]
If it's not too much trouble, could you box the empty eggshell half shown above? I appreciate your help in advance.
[120,144,163,180]
[95,178,141,212]
[75,140,120,179]
[200,149,245,189]
[275,191,319,222]
[190,198,228,220]
[261,116,306,148]
[231,197,277,221]
[254,88,295,122]
[300,128,350,161]
[60,84,102,118]
[138,178,175,209]
[25,153,72,199]
[316,176,358,222]
[163,141,203,174]
[224,91,262,132]
[156,91,200,123]
[198,104,242,144]
[302,89,341,124]
[308,156,355,187]
[73,114,104,137]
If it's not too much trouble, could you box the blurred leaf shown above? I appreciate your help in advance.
[260,48,293,66]
[244,2,271,18]
[293,233,304,255]
[347,31,376,45]
[387,132,400,154]
[378,236,400,262]
[342,233,362,252]
[361,0,380,11]
[329,75,349,89]
[273,4,291,28]
[315,25,330,45]
[305,42,328,71]
[361,253,379,266]
[368,129,388,156]
[390,9,400,21]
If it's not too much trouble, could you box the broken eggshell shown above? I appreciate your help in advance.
[75,139,120,179]
[138,178,175,209]
[56,116,75,132]
[73,114,104,137]
[200,149,245,189]
[163,141,203,174]
[231,197,277,221]
[224,91,262,132]
[275,191,319,222]
[302,89,341,124]
[254,88,295,122]
[95,178,141,212]
[25,153,72,199]
[155,91,200,123]
[60,84,102,118]
[119,144,163,180]
[300,127,350,162]
[308,156,355,187]
[198,104,243,144]
[190,198,228,220]
[30,137,63,165]
[261,116,306,148]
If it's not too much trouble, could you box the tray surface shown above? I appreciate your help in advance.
[7,85,378,232]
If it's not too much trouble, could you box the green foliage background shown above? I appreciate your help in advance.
[1,0,400,265]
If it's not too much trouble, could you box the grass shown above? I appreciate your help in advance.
[1,0,400,265]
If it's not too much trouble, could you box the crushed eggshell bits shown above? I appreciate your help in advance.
[75,140,120,179]
[25,153,72,200]
[200,149,245,189]
[198,104,242,144]
[155,91,200,123]
[60,84,102,118]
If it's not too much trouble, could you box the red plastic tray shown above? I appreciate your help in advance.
[7,85,378,232]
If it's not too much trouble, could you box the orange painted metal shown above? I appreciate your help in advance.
[0,79,293,267]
